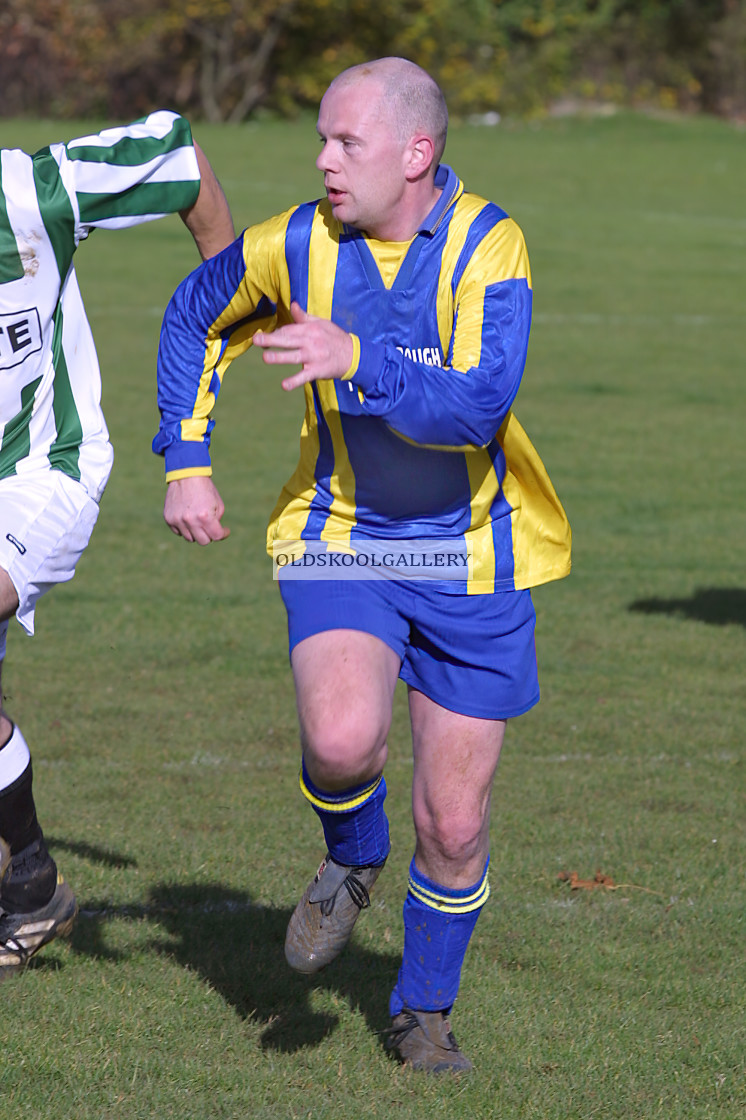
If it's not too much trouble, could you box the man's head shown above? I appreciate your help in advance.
[316,58,448,242]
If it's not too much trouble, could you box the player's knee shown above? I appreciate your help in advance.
[0,567,20,622]
[414,803,485,868]
[301,710,389,787]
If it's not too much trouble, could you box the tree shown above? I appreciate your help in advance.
[1,0,743,121]
[114,0,300,123]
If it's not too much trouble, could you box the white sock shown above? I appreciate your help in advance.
[0,724,31,791]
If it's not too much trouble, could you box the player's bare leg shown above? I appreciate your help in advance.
[292,628,399,788]
[0,564,20,747]
[408,691,505,888]
[385,691,505,1072]
[285,630,399,973]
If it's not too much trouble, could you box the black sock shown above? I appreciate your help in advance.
[0,762,57,911]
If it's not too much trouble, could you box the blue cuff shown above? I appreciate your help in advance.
[163,441,212,475]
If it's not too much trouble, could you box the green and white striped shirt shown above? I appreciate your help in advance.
[0,111,201,500]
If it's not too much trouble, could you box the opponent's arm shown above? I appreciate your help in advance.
[66,113,228,241]
[179,141,235,260]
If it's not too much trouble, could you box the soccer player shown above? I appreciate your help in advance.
[0,112,234,974]
[154,58,571,1072]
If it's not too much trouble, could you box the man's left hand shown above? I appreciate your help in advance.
[253,301,354,391]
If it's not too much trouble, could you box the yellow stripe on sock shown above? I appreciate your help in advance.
[407,873,490,914]
[298,770,383,814]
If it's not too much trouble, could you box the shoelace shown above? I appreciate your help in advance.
[384,1010,460,1053]
[0,933,30,964]
[384,1009,422,1046]
[319,868,372,917]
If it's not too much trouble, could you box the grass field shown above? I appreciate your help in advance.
[1,109,744,1119]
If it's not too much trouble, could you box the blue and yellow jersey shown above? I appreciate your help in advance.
[154,165,571,593]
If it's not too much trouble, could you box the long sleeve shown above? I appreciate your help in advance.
[153,210,294,477]
[349,215,532,449]
[59,111,201,235]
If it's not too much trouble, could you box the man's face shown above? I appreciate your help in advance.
[316,79,411,241]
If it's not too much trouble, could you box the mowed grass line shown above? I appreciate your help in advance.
[0,112,743,1119]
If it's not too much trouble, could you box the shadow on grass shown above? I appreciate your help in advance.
[629,586,746,628]
[45,836,138,869]
[69,882,400,1054]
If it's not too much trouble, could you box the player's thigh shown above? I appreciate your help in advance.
[280,578,406,768]
[291,628,401,760]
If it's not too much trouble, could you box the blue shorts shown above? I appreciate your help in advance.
[279,579,539,720]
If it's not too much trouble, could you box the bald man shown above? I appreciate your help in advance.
[154,58,571,1073]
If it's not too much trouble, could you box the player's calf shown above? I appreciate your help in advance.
[0,725,78,975]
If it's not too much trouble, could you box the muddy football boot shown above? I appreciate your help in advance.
[285,853,386,973]
[0,836,78,976]
[385,1008,473,1073]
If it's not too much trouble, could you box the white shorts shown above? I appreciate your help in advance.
[0,470,100,650]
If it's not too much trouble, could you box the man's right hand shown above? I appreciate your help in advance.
[163,476,230,545]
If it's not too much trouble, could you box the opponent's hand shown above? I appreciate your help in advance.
[163,476,230,545]
[253,301,354,391]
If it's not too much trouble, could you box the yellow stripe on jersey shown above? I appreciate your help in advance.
[465,446,499,592]
[305,202,358,545]
[442,199,490,370]
[447,206,534,591]
[266,399,320,547]
[178,211,297,450]
[450,212,531,373]
[499,411,572,590]
[451,204,499,590]
[179,334,225,446]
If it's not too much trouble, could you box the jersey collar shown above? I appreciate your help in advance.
[417,164,463,236]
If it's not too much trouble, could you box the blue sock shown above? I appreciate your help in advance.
[299,759,390,867]
[389,857,490,1016]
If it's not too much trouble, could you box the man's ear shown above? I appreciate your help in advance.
[405,134,437,181]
